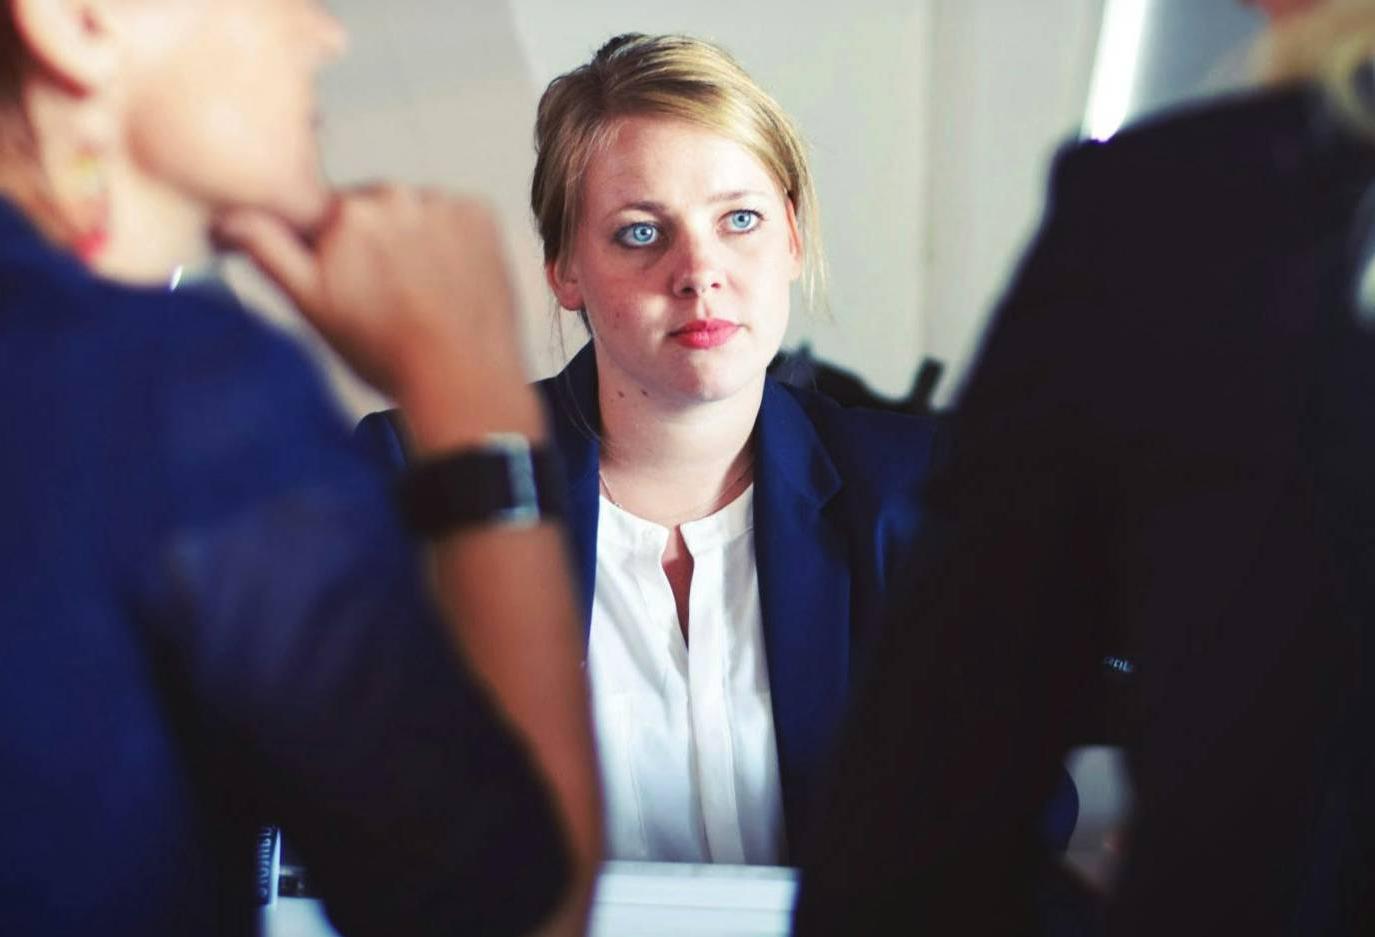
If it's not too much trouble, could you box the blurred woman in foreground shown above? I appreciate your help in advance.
[0,1,597,935]
[796,0,1375,934]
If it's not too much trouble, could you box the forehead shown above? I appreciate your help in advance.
[581,115,783,213]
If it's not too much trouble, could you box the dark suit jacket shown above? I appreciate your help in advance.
[359,342,943,857]
[793,86,1375,936]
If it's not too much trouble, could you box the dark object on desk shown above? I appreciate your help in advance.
[768,344,945,416]
[794,85,1374,937]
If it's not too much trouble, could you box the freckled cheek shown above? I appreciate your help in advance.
[587,298,644,340]
[591,276,662,330]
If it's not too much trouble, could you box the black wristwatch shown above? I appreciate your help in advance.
[397,433,565,537]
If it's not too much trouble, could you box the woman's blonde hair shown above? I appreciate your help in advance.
[1254,0,1375,137]
[531,32,827,312]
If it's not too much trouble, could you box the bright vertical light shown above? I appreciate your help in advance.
[1083,0,1152,141]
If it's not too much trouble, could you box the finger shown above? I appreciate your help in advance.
[216,209,324,314]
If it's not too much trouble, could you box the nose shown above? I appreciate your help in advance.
[671,231,724,298]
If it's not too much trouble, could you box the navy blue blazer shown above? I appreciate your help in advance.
[359,342,940,856]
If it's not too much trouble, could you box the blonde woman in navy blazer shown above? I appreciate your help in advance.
[361,33,1074,863]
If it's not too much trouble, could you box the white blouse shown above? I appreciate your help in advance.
[586,485,786,865]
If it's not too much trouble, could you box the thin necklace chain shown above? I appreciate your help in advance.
[599,457,755,525]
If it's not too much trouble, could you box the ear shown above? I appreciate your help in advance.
[545,257,585,313]
[11,0,118,93]
[784,197,803,283]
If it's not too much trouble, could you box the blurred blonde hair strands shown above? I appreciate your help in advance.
[1254,0,1375,138]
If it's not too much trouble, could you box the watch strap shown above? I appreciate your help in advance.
[397,433,565,537]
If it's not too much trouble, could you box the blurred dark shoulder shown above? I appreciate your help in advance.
[1050,81,1375,221]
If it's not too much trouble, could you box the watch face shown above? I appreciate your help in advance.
[400,438,562,537]
[488,433,540,528]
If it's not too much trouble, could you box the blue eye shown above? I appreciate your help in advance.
[727,210,761,232]
[616,222,659,247]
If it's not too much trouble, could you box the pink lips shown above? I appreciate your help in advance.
[670,319,740,349]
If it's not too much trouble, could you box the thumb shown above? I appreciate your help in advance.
[215,208,324,314]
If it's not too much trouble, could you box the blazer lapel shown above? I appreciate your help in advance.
[753,379,847,858]
[540,344,602,645]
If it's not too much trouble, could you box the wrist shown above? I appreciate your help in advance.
[394,359,547,454]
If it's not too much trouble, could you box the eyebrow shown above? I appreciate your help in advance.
[607,189,771,217]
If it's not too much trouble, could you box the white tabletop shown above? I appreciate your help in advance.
[260,861,797,937]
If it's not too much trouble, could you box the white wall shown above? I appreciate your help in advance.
[924,0,1104,406]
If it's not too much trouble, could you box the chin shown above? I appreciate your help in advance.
[232,154,331,229]
[205,168,329,233]
[270,178,333,232]
[667,364,763,406]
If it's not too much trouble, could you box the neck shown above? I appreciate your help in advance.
[91,155,211,284]
[596,357,763,528]
[24,82,212,285]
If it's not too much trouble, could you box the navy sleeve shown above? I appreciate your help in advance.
[141,299,568,937]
